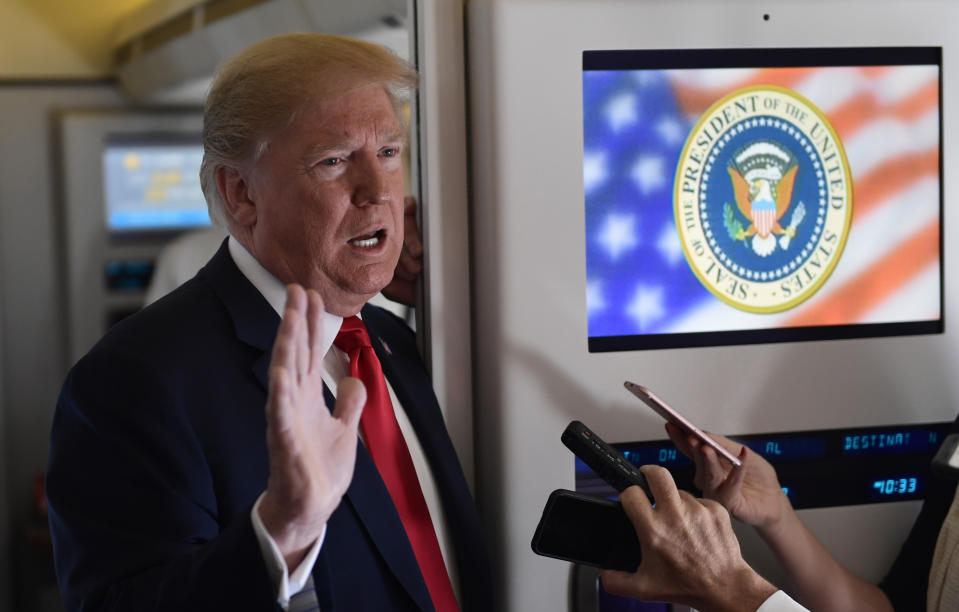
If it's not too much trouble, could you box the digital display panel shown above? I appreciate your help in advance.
[103,134,209,234]
[575,422,950,509]
[584,47,943,351]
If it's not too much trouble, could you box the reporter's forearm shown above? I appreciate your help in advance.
[756,504,892,612]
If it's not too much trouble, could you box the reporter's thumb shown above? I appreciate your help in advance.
[714,446,748,504]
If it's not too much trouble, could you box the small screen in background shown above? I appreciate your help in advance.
[103,135,209,234]
[584,47,943,352]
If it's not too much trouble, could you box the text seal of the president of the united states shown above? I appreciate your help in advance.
[674,85,853,313]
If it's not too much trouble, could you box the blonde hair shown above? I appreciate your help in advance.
[200,33,418,226]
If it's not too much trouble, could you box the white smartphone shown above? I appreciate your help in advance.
[624,381,742,468]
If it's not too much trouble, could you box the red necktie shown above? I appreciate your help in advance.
[334,316,459,612]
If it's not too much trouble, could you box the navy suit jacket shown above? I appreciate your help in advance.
[47,242,493,611]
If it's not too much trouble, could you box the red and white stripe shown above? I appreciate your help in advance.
[753,208,776,238]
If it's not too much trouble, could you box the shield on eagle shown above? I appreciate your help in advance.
[725,140,800,257]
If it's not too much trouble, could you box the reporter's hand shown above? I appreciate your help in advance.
[258,285,366,569]
[600,466,776,612]
[665,422,786,529]
[381,196,423,307]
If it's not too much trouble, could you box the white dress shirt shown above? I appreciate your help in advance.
[226,238,459,609]
[755,590,809,612]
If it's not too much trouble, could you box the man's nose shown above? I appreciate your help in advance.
[351,154,390,206]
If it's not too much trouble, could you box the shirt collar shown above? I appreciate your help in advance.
[227,236,342,355]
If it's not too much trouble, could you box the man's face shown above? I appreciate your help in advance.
[245,84,406,315]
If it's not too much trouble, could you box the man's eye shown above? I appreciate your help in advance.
[381,148,399,158]
[319,157,341,167]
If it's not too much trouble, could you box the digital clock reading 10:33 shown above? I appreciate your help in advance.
[872,477,918,496]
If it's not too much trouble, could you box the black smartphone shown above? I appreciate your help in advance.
[561,420,654,502]
[531,489,641,572]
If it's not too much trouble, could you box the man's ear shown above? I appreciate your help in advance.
[215,165,257,227]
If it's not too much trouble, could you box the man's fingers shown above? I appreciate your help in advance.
[282,284,306,323]
[403,194,417,214]
[305,289,324,375]
[402,196,424,258]
[333,376,366,430]
[396,196,424,280]
[280,285,309,380]
[292,289,309,379]
[272,303,300,385]
[267,287,309,446]
[394,251,423,280]
[266,366,295,438]
[379,195,423,308]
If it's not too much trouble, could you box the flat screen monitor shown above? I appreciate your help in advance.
[102,134,209,235]
[584,47,943,352]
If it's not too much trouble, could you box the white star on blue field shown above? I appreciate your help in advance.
[583,70,712,338]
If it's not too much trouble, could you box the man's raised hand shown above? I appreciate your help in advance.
[258,284,366,569]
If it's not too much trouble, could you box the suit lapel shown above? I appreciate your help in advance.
[198,240,279,391]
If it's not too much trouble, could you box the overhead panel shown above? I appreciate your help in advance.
[112,0,407,103]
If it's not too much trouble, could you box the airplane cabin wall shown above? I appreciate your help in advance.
[466,1,959,609]
[0,84,126,611]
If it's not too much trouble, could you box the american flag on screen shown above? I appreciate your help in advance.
[584,61,941,340]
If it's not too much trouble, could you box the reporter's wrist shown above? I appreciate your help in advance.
[705,565,778,612]
[755,491,799,543]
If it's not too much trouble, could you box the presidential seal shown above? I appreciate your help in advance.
[674,85,852,313]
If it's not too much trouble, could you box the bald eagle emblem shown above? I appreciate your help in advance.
[723,141,806,257]
[674,85,852,313]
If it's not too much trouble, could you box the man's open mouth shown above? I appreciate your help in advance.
[348,229,386,248]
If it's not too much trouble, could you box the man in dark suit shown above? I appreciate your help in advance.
[47,33,492,611]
